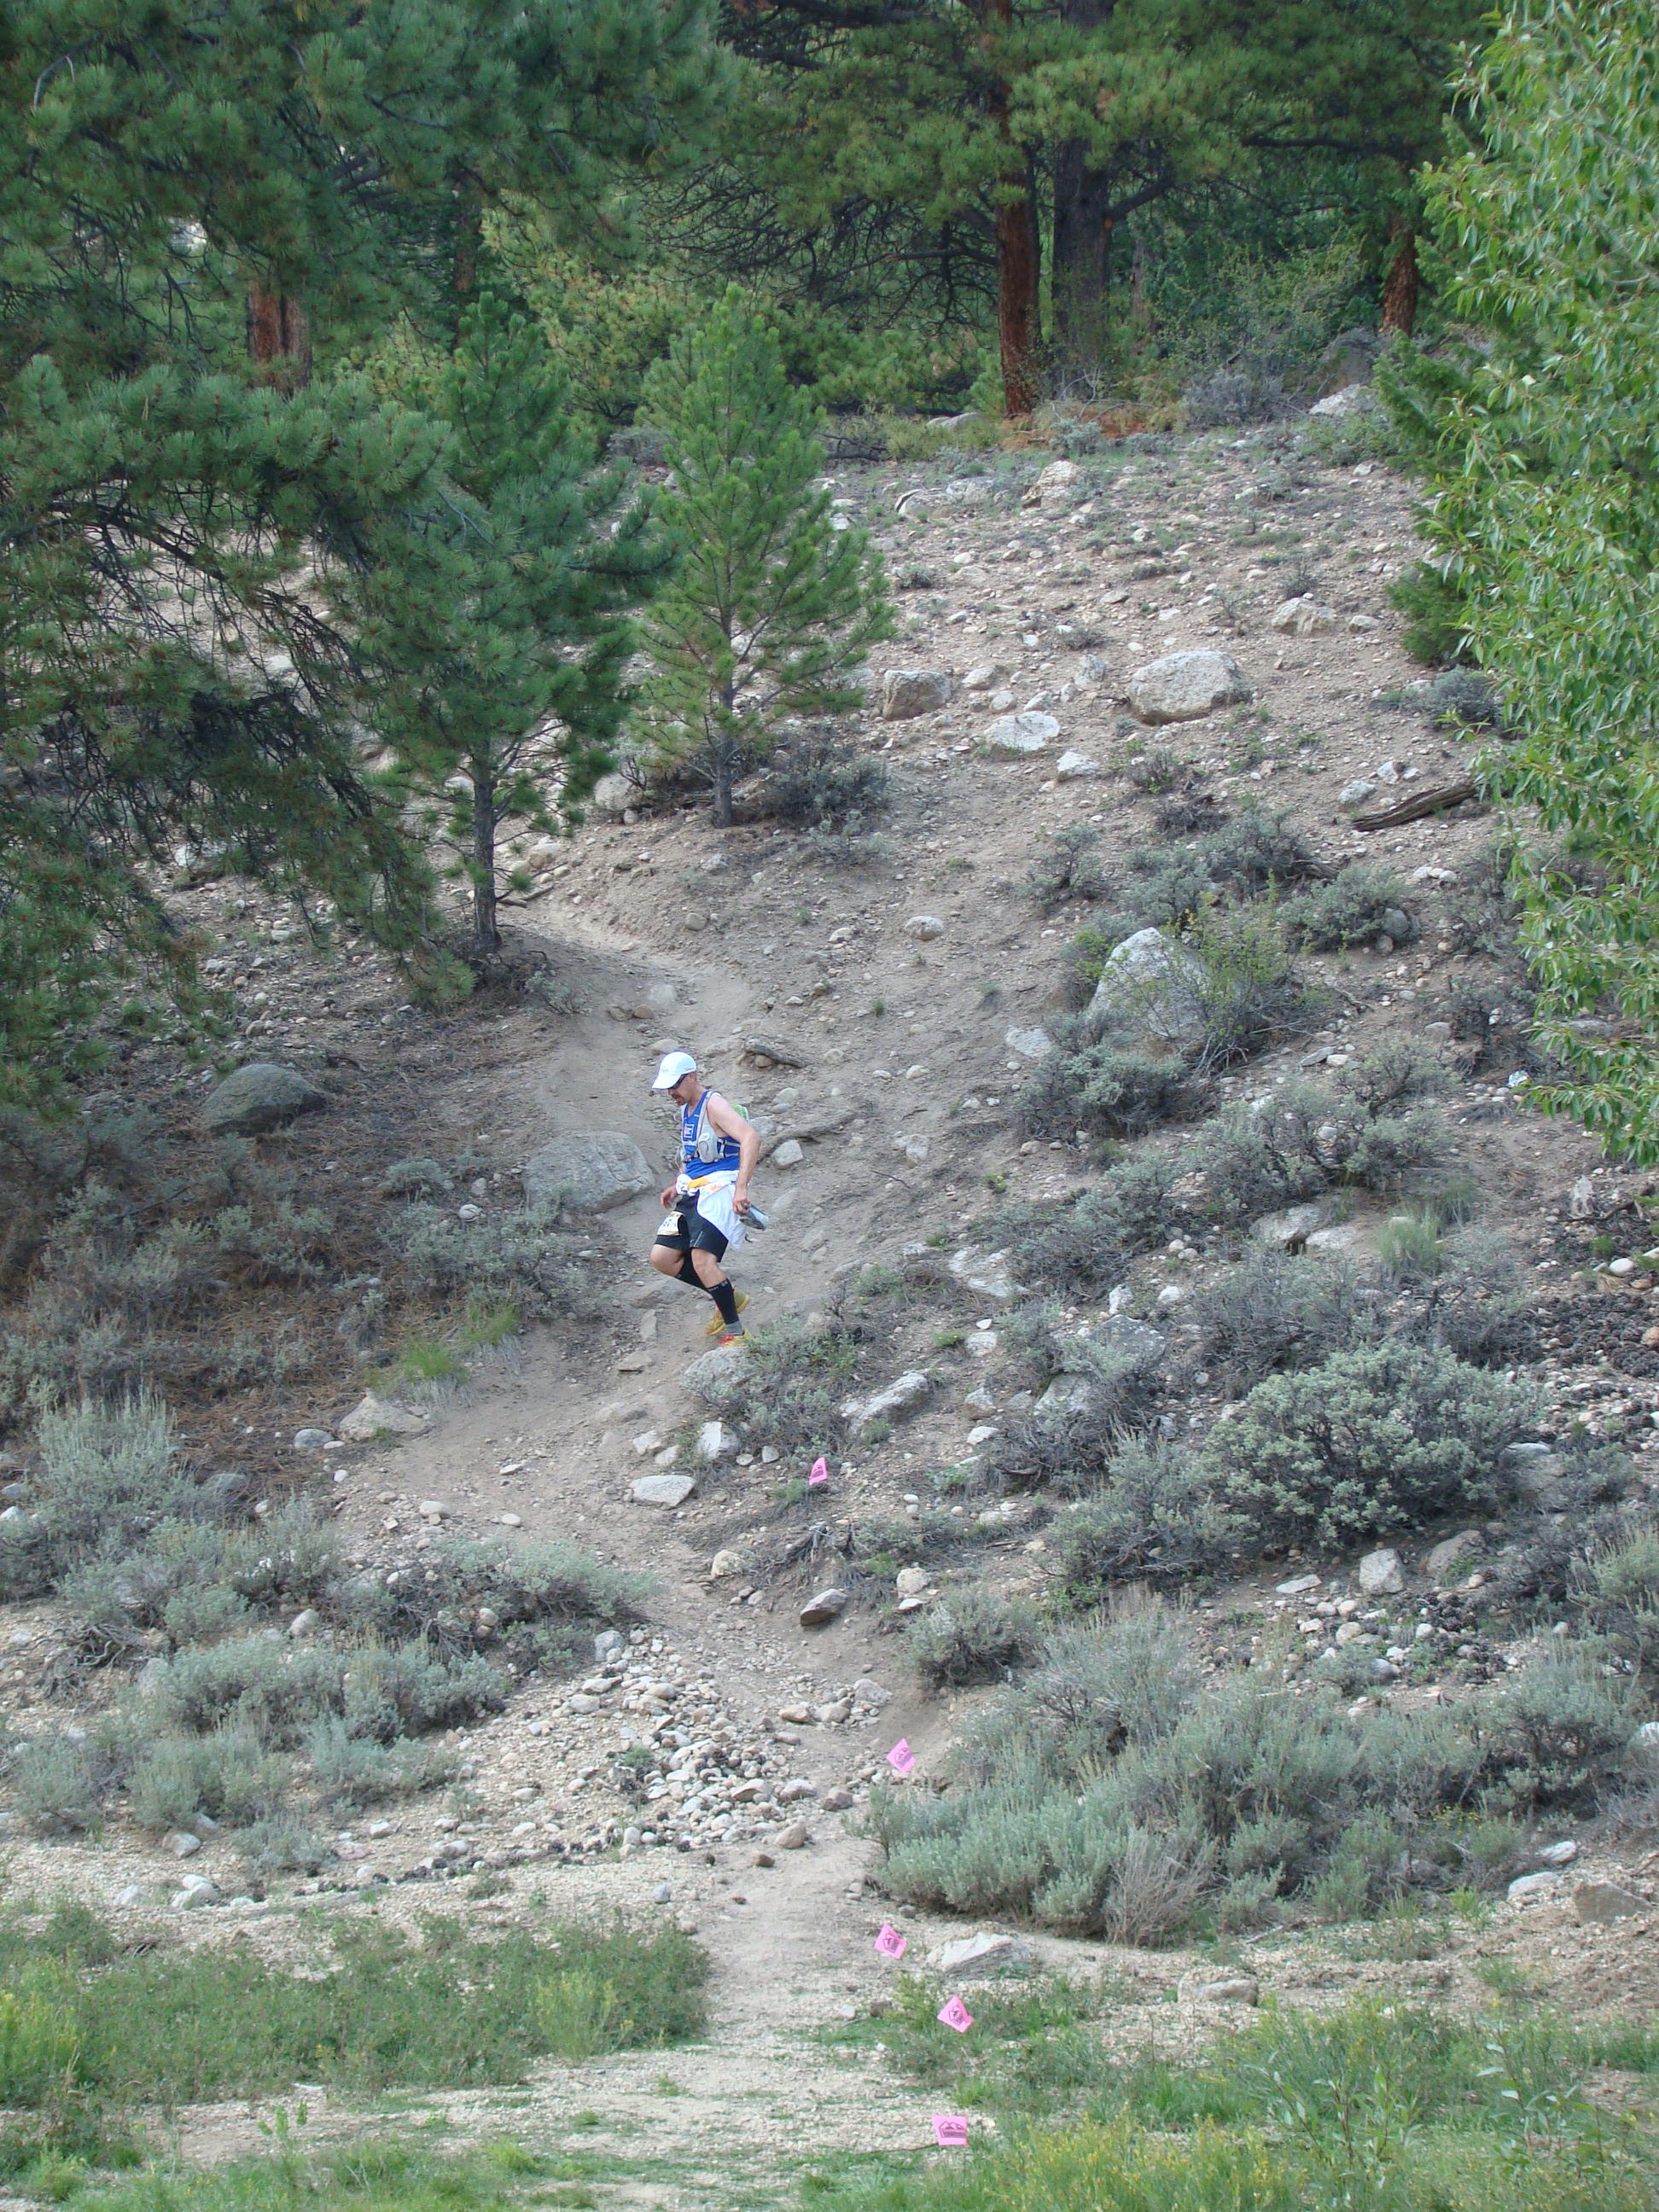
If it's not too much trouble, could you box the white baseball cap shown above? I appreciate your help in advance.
[651,1051,697,1091]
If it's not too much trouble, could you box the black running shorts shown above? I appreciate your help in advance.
[654,1201,729,1262]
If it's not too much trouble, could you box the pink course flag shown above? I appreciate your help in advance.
[887,1738,915,1775]
[874,1923,907,1960]
[933,2115,969,2149]
[809,1456,829,1487]
[937,1994,974,2034]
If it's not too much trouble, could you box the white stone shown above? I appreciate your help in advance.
[882,669,952,720]
[905,915,946,940]
[895,1567,929,1598]
[1270,596,1337,636]
[1254,1202,1329,1249]
[1506,1871,1561,1906]
[1276,1573,1321,1598]
[1128,649,1250,725]
[1359,1547,1404,1598]
[710,1548,747,1579]
[772,1138,805,1167]
[988,712,1058,753]
[1348,614,1380,632]
[169,1831,202,1859]
[338,1393,431,1443]
[1055,750,1099,782]
[1087,927,1204,1045]
[288,1608,321,1638]
[1338,778,1377,809]
[293,1428,333,1451]
[698,1419,736,1464]
[799,1588,847,1627]
[1309,382,1378,419]
[1004,1026,1052,1060]
[417,1498,451,1521]
[632,1473,697,1507]
[522,1131,653,1213]
[931,1930,1019,1974]
[948,1247,1019,1305]
[850,1370,932,1440]
[1155,1283,1185,1308]
[1536,1840,1579,1867]
[962,665,1005,692]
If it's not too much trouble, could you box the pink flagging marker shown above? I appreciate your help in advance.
[933,2115,969,2149]
[887,1738,915,1775]
[937,1994,974,2034]
[809,1456,829,1487]
[874,1924,907,1960]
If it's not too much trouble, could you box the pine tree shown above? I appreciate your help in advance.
[634,290,891,827]
[361,296,666,965]
[0,0,720,1107]
[702,0,1482,406]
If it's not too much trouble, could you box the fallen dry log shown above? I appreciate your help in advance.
[1353,779,1479,832]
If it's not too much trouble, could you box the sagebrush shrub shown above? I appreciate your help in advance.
[1055,1441,1240,1592]
[1282,865,1412,951]
[908,1586,1040,1689]
[1211,1343,1533,1542]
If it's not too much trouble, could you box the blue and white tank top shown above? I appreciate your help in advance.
[681,1093,742,1183]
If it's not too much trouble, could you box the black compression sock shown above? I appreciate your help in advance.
[675,1255,701,1289]
[711,1279,741,1329]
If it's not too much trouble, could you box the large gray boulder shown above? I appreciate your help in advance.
[201,1063,328,1136]
[1128,650,1251,725]
[522,1132,652,1213]
[882,669,952,719]
[1087,928,1205,1045]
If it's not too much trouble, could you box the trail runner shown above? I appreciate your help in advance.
[648,1053,760,1341]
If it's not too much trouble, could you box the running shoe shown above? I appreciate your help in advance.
[705,1291,750,1336]
[715,1329,746,1346]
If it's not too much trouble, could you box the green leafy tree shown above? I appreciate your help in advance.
[1381,0,1659,1160]
[0,0,721,1109]
[360,297,665,965]
[633,290,891,828]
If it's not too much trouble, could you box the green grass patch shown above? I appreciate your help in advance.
[387,1337,468,1386]
[0,1906,707,2113]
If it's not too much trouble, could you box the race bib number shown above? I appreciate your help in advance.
[659,1214,682,1237]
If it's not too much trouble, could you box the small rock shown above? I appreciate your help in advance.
[1155,1284,1184,1308]
[821,1788,854,1812]
[1358,1548,1404,1598]
[593,1628,625,1662]
[777,1820,811,1850]
[882,669,952,719]
[1055,750,1099,783]
[934,1930,1019,1976]
[522,1132,653,1213]
[772,1138,805,1168]
[1506,1871,1561,1906]
[1254,1202,1329,1250]
[114,1883,155,1909]
[699,1419,736,1464]
[1338,778,1377,809]
[777,1778,818,1802]
[710,1548,747,1580]
[417,1499,451,1522]
[849,1370,932,1440]
[1270,597,1337,636]
[905,915,946,940]
[800,1587,848,1627]
[1004,1025,1052,1060]
[1276,1574,1321,1598]
[174,1878,220,1910]
[652,1881,673,1904]
[853,1676,890,1706]
[1574,1881,1645,1924]
[962,664,1005,693]
[169,1831,202,1859]
[1535,1841,1579,1867]
[1424,1530,1483,1580]
[201,1062,327,1136]
[1128,649,1250,725]
[895,1567,929,1598]
[1348,614,1380,632]
[751,1849,777,1868]
[988,711,1058,754]
[293,1428,333,1451]
[288,1608,321,1638]
[632,1473,697,1507]
[338,1394,431,1443]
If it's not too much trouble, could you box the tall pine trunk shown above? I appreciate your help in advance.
[712,673,736,828]
[983,0,1039,415]
[471,761,499,961]
[1051,0,1118,382]
[247,288,311,387]
[1052,149,1113,378]
[1382,226,1419,336]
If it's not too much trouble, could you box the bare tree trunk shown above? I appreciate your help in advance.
[712,679,736,827]
[983,0,1039,416]
[1382,226,1418,337]
[472,763,499,961]
[1051,0,1117,382]
[1052,148,1113,381]
[247,288,311,387]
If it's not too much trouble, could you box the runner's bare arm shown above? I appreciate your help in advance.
[707,1093,762,1213]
